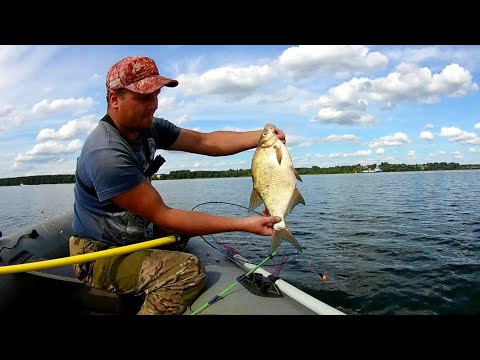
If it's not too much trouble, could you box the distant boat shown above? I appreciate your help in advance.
[361,166,383,173]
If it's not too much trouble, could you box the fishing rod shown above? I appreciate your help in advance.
[40,210,69,241]
[0,235,177,275]
[189,201,332,314]
[190,250,278,315]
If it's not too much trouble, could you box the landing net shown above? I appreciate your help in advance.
[191,202,301,273]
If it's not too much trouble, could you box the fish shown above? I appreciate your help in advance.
[249,123,305,253]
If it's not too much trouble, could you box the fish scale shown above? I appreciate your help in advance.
[249,124,305,253]
[257,157,295,230]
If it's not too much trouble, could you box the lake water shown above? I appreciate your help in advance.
[1,171,479,315]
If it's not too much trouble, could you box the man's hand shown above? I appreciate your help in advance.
[242,215,281,236]
[271,125,286,144]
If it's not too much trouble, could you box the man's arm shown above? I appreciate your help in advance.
[168,126,285,156]
[111,180,281,236]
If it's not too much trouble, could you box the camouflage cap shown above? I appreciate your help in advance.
[106,56,178,94]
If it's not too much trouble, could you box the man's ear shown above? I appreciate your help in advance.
[108,91,119,108]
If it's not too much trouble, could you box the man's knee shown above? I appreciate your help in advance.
[137,254,206,315]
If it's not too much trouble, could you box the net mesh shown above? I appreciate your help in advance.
[191,202,301,268]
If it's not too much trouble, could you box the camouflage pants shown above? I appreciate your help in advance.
[69,236,206,315]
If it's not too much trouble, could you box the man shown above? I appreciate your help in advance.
[70,55,284,315]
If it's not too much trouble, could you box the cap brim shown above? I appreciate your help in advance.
[125,75,178,94]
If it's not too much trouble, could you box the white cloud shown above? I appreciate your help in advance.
[420,131,434,140]
[440,126,480,144]
[324,134,360,143]
[32,97,95,116]
[355,149,371,156]
[277,45,388,79]
[36,115,97,141]
[452,151,464,159]
[0,105,14,117]
[369,132,411,147]
[171,114,190,126]
[176,64,275,99]
[307,62,477,126]
[258,85,307,104]
[18,139,83,158]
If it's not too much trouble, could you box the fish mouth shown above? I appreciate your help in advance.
[264,123,276,131]
[260,124,277,144]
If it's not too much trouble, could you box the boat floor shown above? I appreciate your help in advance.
[0,237,316,315]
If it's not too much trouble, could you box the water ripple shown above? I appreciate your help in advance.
[2,171,479,315]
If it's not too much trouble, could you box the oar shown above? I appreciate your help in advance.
[0,235,177,275]
[190,251,278,315]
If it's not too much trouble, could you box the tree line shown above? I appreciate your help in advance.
[1,162,479,186]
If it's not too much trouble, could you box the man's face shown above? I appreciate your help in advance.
[113,89,161,131]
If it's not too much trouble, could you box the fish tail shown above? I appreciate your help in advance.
[271,228,302,253]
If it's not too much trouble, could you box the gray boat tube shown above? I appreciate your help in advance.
[232,254,346,315]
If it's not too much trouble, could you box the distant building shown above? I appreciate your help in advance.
[361,165,383,173]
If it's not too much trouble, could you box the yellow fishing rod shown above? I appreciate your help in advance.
[0,235,177,275]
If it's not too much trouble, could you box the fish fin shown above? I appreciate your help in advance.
[275,145,282,165]
[248,188,263,211]
[271,228,302,253]
[291,165,303,182]
[284,188,306,217]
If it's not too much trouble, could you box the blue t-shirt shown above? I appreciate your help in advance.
[72,116,181,246]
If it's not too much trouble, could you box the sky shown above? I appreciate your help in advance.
[1,44,480,179]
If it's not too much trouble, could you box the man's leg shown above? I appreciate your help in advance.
[69,236,206,315]
[136,249,206,315]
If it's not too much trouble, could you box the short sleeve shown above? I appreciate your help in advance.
[151,117,181,149]
[86,143,145,202]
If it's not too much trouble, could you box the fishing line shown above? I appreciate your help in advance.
[306,260,328,281]
[191,201,300,267]
[39,210,69,241]
[187,201,331,315]
[191,201,329,285]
